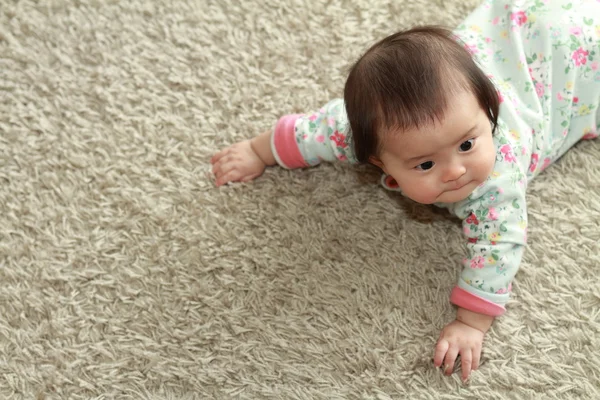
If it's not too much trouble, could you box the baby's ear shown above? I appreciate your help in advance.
[368,156,385,170]
[380,174,402,192]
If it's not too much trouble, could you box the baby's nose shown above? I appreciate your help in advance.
[443,164,466,182]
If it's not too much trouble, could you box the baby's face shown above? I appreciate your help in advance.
[371,90,496,204]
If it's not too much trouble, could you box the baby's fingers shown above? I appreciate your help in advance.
[460,349,472,382]
[240,173,260,182]
[217,170,258,186]
[211,155,225,173]
[215,168,244,187]
[210,146,232,165]
[472,344,481,371]
[210,151,222,165]
[443,346,459,376]
[212,153,240,177]
[433,339,449,368]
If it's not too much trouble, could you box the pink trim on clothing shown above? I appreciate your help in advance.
[272,114,307,169]
[450,286,506,317]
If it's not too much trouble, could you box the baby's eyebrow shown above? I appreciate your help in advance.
[406,151,437,163]
[405,124,479,163]
[455,124,479,144]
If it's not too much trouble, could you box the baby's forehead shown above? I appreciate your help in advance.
[382,130,455,162]
[381,92,484,157]
[382,124,440,153]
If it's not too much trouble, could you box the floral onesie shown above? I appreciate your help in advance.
[270,0,600,316]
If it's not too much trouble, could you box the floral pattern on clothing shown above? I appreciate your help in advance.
[446,0,600,307]
[446,164,528,301]
[272,0,600,314]
[291,99,355,165]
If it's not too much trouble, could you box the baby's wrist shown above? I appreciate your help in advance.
[456,307,495,333]
[250,131,276,166]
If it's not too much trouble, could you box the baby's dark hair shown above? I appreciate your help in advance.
[344,26,500,163]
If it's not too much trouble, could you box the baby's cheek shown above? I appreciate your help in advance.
[404,183,439,204]
[478,139,497,178]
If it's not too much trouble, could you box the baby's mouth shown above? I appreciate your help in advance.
[450,180,468,191]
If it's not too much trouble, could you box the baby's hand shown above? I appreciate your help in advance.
[211,140,267,187]
[434,319,484,382]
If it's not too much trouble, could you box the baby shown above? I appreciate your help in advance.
[211,0,600,382]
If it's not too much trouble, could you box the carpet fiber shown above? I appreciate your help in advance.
[1,0,599,398]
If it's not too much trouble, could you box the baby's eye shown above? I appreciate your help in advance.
[416,161,434,171]
[459,138,475,152]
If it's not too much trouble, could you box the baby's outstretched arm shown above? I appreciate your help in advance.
[439,173,528,379]
[434,307,494,382]
[211,130,274,187]
[211,98,355,186]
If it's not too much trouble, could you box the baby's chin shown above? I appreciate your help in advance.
[434,181,479,204]
[403,181,480,205]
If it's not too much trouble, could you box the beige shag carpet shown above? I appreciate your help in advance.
[1,0,599,398]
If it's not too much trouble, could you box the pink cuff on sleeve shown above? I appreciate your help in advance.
[272,114,308,169]
[450,286,506,317]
